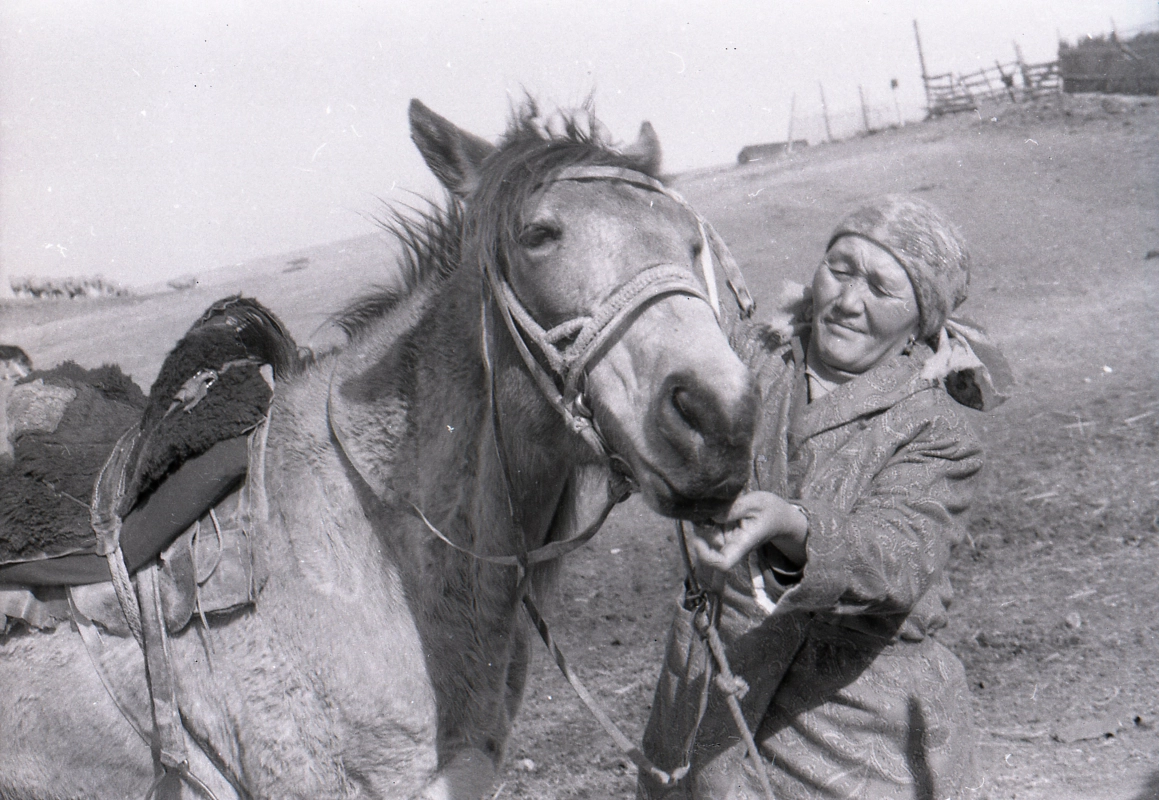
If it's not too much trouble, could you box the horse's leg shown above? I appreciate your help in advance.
[410,625,529,800]
[0,626,154,798]
[502,623,530,726]
[416,748,497,800]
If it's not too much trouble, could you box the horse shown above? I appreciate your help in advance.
[0,99,759,799]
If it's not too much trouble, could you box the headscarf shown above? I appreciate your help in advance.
[761,195,1012,411]
[826,194,968,341]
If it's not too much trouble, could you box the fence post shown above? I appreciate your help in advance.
[1013,41,1033,97]
[859,85,871,133]
[786,93,796,153]
[995,60,1016,102]
[819,81,833,142]
[913,19,931,115]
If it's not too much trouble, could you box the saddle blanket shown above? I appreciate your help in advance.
[0,295,294,632]
[0,471,257,635]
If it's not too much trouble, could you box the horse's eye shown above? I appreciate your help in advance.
[518,223,561,249]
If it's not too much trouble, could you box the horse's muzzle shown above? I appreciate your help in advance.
[643,369,757,519]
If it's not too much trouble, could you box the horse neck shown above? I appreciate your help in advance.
[406,266,579,556]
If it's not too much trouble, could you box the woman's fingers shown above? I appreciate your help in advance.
[692,522,766,572]
[716,490,785,525]
[691,537,729,570]
[695,491,805,572]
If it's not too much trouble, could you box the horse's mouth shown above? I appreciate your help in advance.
[643,471,745,524]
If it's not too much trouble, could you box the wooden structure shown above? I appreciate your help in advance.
[1059,32,1159,95]
[914,20,1061,117]
[737,141,809,165]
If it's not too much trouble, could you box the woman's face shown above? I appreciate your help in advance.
[811,235,920,374]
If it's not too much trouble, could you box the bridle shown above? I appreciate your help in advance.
[442,162,756,569]
[467,165,769,792]
[481,164,753,461]
[330,163,764,791]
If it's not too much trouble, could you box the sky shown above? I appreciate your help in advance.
[2,0,1155,287]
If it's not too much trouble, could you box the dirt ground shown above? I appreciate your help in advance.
[497,94,1159,800]
[3,93,1156,799]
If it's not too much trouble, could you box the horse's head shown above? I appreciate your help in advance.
[409,100,757,521]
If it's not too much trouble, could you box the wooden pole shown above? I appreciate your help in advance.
[980,65,995,96]
[786,93,796,153]
[0,251,12,300]
[1013,40,1032,94]
[995,60,1016,102]
[818,81,833,142]
[858,85,871,133]
[913,19,932,115]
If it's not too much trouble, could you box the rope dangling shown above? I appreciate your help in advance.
[677,521,777,800]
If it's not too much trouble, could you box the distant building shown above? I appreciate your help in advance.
[737,140,809,165]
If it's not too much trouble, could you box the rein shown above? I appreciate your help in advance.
[328,164,763,791]
[677,521,778,800]
[473,165,767,790]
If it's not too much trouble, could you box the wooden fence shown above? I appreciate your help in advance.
[925,58,1060,117]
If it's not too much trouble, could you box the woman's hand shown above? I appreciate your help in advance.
[691,491,809,573]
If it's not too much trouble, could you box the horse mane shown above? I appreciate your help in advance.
[334,199,464,339]
[335,99,660,339]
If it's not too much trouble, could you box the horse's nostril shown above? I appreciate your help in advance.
[670,386,702,432]
[653,371,757,463]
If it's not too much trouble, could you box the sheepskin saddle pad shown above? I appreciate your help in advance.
[0,296,299,582]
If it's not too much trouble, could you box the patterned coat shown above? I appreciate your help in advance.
[639,332,986,800]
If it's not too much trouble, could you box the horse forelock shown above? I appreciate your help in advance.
[337,101,659,340]
[472,103,663,284]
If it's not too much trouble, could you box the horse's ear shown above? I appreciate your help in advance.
[409,99,497,198]
[622,121,662,176]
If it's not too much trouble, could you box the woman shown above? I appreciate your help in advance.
[639,196,1007,800]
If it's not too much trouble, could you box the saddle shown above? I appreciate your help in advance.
[0,296,301,630]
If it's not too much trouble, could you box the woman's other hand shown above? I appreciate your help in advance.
[691,491,809,573]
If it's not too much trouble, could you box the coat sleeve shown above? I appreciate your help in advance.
[774,397,983,618]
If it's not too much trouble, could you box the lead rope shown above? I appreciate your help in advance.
[478,276,689,786]
[677,521,777,800]
[521,587,691,786]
